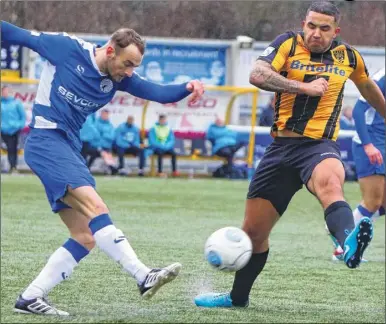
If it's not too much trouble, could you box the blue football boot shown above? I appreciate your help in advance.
[194,292,248,308]
[344,217,373,268]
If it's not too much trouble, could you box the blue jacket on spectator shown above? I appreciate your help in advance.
[80,114,100,143]
[206,123,237,154]
[93,117,115,150]
[1,96,26,135]
[115,122,140,149]
[148,122,175,151]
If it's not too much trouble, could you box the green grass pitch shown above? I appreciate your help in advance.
[1,174,384,323]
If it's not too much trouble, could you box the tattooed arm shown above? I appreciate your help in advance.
[249,60,300,93]
[249,60,328,96]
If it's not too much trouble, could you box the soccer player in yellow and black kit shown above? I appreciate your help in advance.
[195,2,386,308]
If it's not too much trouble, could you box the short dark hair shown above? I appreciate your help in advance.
[110,28,145,55]
[307,1,341,23]
[159,114,166,119]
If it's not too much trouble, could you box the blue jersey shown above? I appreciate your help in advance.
[1,21,190,151]
[352,68,385,148]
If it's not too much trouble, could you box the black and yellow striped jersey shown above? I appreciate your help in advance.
[257,31,369,140]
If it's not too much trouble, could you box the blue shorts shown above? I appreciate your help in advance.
[352,142,385,179]
[24,129,96,213]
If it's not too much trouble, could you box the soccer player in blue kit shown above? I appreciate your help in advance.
[1,21,204,316]
[329,68,385,260]
[352,68,385,223]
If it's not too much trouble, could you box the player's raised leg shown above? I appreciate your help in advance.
[62,186,181,299]
[14,208,92,316]
[308,158,373,269]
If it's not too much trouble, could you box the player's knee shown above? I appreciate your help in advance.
[243,227,269,250]
[82,199,109,217]
[315,175,343,198]
[93,201,109,215]
[247,232,269,252]
[72,233,96,251]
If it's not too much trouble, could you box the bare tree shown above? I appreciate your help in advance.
[1,1,384,46]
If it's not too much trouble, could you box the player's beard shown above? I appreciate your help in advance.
[306,40,332,54]
[106,58,123,82]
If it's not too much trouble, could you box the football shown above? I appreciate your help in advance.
[204,227,252,272]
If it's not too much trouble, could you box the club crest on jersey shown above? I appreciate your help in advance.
[100,79,113,93]
[332,49,345,64]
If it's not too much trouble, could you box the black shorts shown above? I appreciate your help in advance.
[247,137,342,216]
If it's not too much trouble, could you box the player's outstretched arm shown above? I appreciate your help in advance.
[1,21,37,49]
[119,73,204,104]
[356,79,386,119]
[1,21,73,65]
[249,60,328,97]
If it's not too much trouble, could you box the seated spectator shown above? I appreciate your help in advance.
[115,115,145,176]
[80,113,100,160]
[340,105,355,130]
[148,114,178,177]
[206,118,246,177]
[1,85,26,174]
[259,95,275,127]
[88,109,118,175]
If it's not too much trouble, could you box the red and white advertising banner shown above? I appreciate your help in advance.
[8,82,36,128]
[102,91,146,127]
[143,90,232,138]
[7,83,146,129]
[5,83,234,138]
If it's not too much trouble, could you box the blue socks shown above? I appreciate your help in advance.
[89,213,113,235]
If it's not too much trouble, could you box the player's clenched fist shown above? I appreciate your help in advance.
[301,78,329,97]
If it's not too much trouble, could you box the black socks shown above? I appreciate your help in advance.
[230,250,269,306]
[325,201,355,248]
